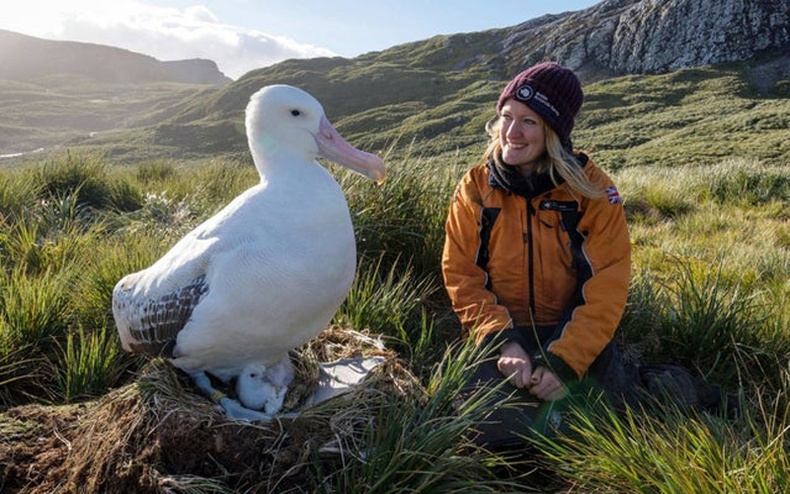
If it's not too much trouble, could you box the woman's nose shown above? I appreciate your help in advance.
[505,121,522,138]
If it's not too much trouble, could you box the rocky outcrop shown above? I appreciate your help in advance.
[161,59,231,85]
[499,0,790,78]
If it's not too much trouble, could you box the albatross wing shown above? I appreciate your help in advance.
[113,272,209,357]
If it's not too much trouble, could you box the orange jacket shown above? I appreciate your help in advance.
[441,154,631,381]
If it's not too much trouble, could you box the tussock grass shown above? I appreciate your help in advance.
[336,147,461,276]
[56,325,126,402]
[301,337,533,494]
[532,378,790,493]
[335,255,440,373]
[656,259,772,383]
[0,150,788,492]
[27,152,140,212]
[0,170,40,220]
[1,267,71,349]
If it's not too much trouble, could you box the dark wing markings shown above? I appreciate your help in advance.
[127,274,209,358]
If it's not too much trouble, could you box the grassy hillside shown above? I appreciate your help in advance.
[576,64,790,169]
[127,60,790,169]
[0,76,214,157]
[0,149,788,492]
[4,59,786,172]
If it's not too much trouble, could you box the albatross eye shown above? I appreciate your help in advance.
[290,109,301,117]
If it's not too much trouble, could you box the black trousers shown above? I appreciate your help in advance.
[460,326,639,449]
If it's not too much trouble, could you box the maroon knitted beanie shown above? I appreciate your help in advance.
[496,62,583,141]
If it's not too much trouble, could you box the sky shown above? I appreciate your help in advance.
[0,0,601,80]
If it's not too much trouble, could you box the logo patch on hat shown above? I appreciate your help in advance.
[516,84,534,101]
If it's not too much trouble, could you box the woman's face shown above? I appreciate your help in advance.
[498,99,546,168]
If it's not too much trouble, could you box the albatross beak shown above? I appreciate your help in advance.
[315,116,386,184]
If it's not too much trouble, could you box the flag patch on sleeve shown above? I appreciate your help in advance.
[606,186,623,204]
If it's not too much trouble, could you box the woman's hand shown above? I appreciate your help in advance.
[528,367,567,401]
[497,342,533,388]
[497,342,567,400]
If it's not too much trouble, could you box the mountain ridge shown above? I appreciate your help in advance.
[0,29,231,85]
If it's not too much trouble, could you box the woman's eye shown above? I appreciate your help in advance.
[291,109,301,116]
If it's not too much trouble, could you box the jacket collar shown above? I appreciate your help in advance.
[487,152,588,198]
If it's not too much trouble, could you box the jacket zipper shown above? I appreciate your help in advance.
[525,198,536,316]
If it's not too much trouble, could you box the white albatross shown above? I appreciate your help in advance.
[112,85,386,421]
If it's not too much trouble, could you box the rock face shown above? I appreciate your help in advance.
[498,0,790,78]
[161,59,232,85]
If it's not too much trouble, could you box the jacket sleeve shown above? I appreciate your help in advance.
[538,174,631,380]
[441,173,514,344]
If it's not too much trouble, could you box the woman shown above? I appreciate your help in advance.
[442,62,633,437]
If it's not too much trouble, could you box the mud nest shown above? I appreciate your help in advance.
[0,327,424,493]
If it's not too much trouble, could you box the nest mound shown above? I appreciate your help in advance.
[0,327,422,493]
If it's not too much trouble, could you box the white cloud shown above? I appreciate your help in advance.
[0,0,336,79]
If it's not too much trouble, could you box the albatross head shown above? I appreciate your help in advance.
[245,84,386,183]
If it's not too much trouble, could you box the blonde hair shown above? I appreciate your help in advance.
[482,116,603,199]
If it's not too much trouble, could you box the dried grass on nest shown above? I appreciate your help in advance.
[2,326,424,493]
